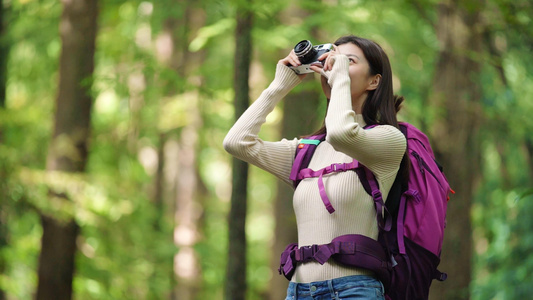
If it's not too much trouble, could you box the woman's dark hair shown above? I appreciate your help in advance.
[309,35,404,136]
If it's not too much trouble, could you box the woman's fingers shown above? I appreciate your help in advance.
[323,54,332,71]
[318,45,337,71]
[309,65,323,74]
[290,51,302,66]
[289,56,300,67]
[279,50,302,67]
[317,53,328,62]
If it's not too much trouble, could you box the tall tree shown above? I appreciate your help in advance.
[428,0,484,299]
[36,0,98,299]
[0,0,8,299]
[224,2,253,299]
[0,0,7,109]
[152,0,207,298]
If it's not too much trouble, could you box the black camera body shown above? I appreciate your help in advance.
[290,40,334,74]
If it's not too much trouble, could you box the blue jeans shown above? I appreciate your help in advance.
[285,275,385,300]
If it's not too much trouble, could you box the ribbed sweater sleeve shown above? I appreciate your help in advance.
[325,55,406,181]
[223,64,302,185]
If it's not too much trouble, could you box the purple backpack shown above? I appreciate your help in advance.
[279,123,454,300]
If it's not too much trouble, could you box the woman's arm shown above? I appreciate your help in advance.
[223,64,302,185]
[324,55,406,179]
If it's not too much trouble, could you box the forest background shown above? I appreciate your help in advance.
[0,0,532,299]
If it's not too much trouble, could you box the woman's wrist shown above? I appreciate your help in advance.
[268,63,302,93]
[327,55,350,87]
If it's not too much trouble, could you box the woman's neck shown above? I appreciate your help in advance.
[351,93,367,114]
[354,113,366,127]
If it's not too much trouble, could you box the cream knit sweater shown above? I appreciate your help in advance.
[223,55,406,283]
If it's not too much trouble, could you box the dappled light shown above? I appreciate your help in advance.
[1,0,532,299]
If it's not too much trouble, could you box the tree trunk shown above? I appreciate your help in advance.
[524,138,533,186]
[0,1,8,299]
[152,133,166,232]
[153,1,207,299]
[36,1,98,299]
[428,1,484,299]
[173,125,203,300]
[36,215,79,300]
[0,0,7,108]
[224,4,252,300]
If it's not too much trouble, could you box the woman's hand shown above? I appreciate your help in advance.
[308,45,340,77]
[278,50,308,79]
[278,49,301,68]
[317,44,339,72]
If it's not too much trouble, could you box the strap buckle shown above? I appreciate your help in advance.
[295,245,318,262]
[331,163,346,172]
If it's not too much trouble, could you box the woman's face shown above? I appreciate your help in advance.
[320,43,380,112]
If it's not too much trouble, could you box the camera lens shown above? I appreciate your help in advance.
[294,40,317,64]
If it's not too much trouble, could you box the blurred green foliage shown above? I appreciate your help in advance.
[0,0,532,299]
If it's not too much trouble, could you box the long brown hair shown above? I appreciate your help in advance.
[308,35,404,136]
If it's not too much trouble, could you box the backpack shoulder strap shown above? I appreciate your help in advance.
[384,123,409,218]
[290,134,326,187]
[359,123,408,229]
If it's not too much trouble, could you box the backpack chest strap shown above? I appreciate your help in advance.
[296,160,361,214]
[296,160,361,180]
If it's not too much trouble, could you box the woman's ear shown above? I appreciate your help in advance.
[367,74,381,91]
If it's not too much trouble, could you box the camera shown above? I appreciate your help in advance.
[290,40,334,74]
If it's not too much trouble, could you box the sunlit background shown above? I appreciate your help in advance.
[1,0,532,299]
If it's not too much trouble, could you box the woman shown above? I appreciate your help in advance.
[223,35,406,299]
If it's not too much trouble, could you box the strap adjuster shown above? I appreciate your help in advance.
[372,190,383,202]
[331,163,346,172]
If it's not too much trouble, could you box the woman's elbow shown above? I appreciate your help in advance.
[223,134,250,158]
[325,127,352,150]
[223,135,237,155]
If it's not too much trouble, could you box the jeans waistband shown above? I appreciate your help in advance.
[287,275,384,299]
